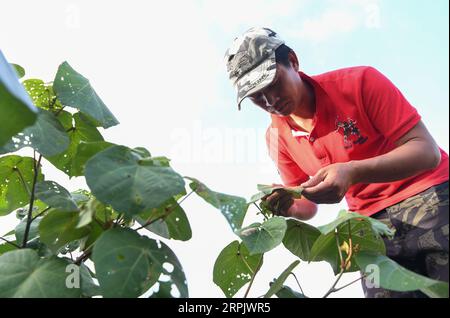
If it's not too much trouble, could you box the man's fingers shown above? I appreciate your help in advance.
[302,181,330,195]
[301,171,325,188]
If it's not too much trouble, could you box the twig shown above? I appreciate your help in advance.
[21,154,42,248]
[253,202,268,221]
[290,272,305,295]
[0,237,20,249]
[54,106,66,116]
[30,206,51,222]
[332,274,367,293]
[135,189,195,231]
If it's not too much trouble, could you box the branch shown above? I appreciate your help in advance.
[253,202,268,221]
[0,237,20,249]
[332,274,367,293]
[21,154,42,248]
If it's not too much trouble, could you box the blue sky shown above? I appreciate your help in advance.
[0,0,448,298]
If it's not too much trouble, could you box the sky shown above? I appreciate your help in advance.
[0,0,448,298]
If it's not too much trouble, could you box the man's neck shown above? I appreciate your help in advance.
[289,79,316,133]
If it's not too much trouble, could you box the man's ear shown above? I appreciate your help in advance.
[288,51,299,70]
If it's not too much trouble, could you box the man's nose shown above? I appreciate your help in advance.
[261,91,279,107]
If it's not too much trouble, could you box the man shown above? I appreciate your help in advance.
[224,27,449,297]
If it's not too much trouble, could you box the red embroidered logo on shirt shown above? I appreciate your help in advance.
[335,116,368,148]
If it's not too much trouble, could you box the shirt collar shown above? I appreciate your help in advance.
[270,71,336,139]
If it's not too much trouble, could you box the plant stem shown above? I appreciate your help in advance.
[243,257,263,298]
[54,106,65,116]
[290,272,305,295]
[253,202,268,221]
[0,237,20,249]
[332,274,367,293]
[30,206,51,222]
[323,221,355,298]
[335,229,344,269]
[21,154,42,248]
[135,189,195,231]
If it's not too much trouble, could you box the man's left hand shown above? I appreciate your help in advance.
[300,162,357,204]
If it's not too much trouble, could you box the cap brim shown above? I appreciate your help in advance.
[235,52,277,110]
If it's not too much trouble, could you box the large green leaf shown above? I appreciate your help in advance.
[0,243,17,256]
[355,252,449,298]
[79,263,101,297]
[85,145,185,217]
[93,228,188,298]
[282,219,321,261]
[310,219,386,275]
[72,141,115,176]
[0,52,38,146]
[187,177,247,232]
[47,111,104,176]
[35,180,78,212]
[53,61,119,128]
[264,260,300,298]
[39,210,91,253]
[137,197,192,241]
[318,210,394,239]
[0,249,81,297]
[213,241,262,298]
[236,217,287,255]
[0,110,70,157]
[0,155,44,216]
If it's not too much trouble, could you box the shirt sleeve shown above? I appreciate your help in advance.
[266,127,309,186]
[360,67,422,142]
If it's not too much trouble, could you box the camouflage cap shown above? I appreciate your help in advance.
[224,27,284,110]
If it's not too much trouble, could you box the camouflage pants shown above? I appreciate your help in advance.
[362,181,449,298]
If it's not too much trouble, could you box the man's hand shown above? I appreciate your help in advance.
[262,184,317,220]
[300,162,356,204]
[262,188,294,217]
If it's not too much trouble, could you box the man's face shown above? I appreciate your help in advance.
[248,62,302,116]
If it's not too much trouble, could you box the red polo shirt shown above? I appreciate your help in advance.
[266,66,449,216]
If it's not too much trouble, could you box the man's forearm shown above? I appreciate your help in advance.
[350,139,441,185]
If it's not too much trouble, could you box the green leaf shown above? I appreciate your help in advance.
[0,243,17,256]
[275,285,307,298]
[0,249,81,297]
[0,52,38,146]
[264,260,300,298]
[0,110,70,157]
[72,141,115,176]
[0,155,44,216]
[249,184,303,204]
[39,210,91,253]
[318,210,394,239]
[187,177,247,232]
[35,180,78,212]
[310,220,386,275]
[213,241,262,298]
[47,112,104,176]
[282,219,321,261]
[53,61,119,128]
[80,263,101,297]
[11,64,25,79]
[85,145,185,217]
[236,217,287,255]
[22,79,62,111]
[355,252,449,298]
[93,228,188,298]
[137,197,192,241]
